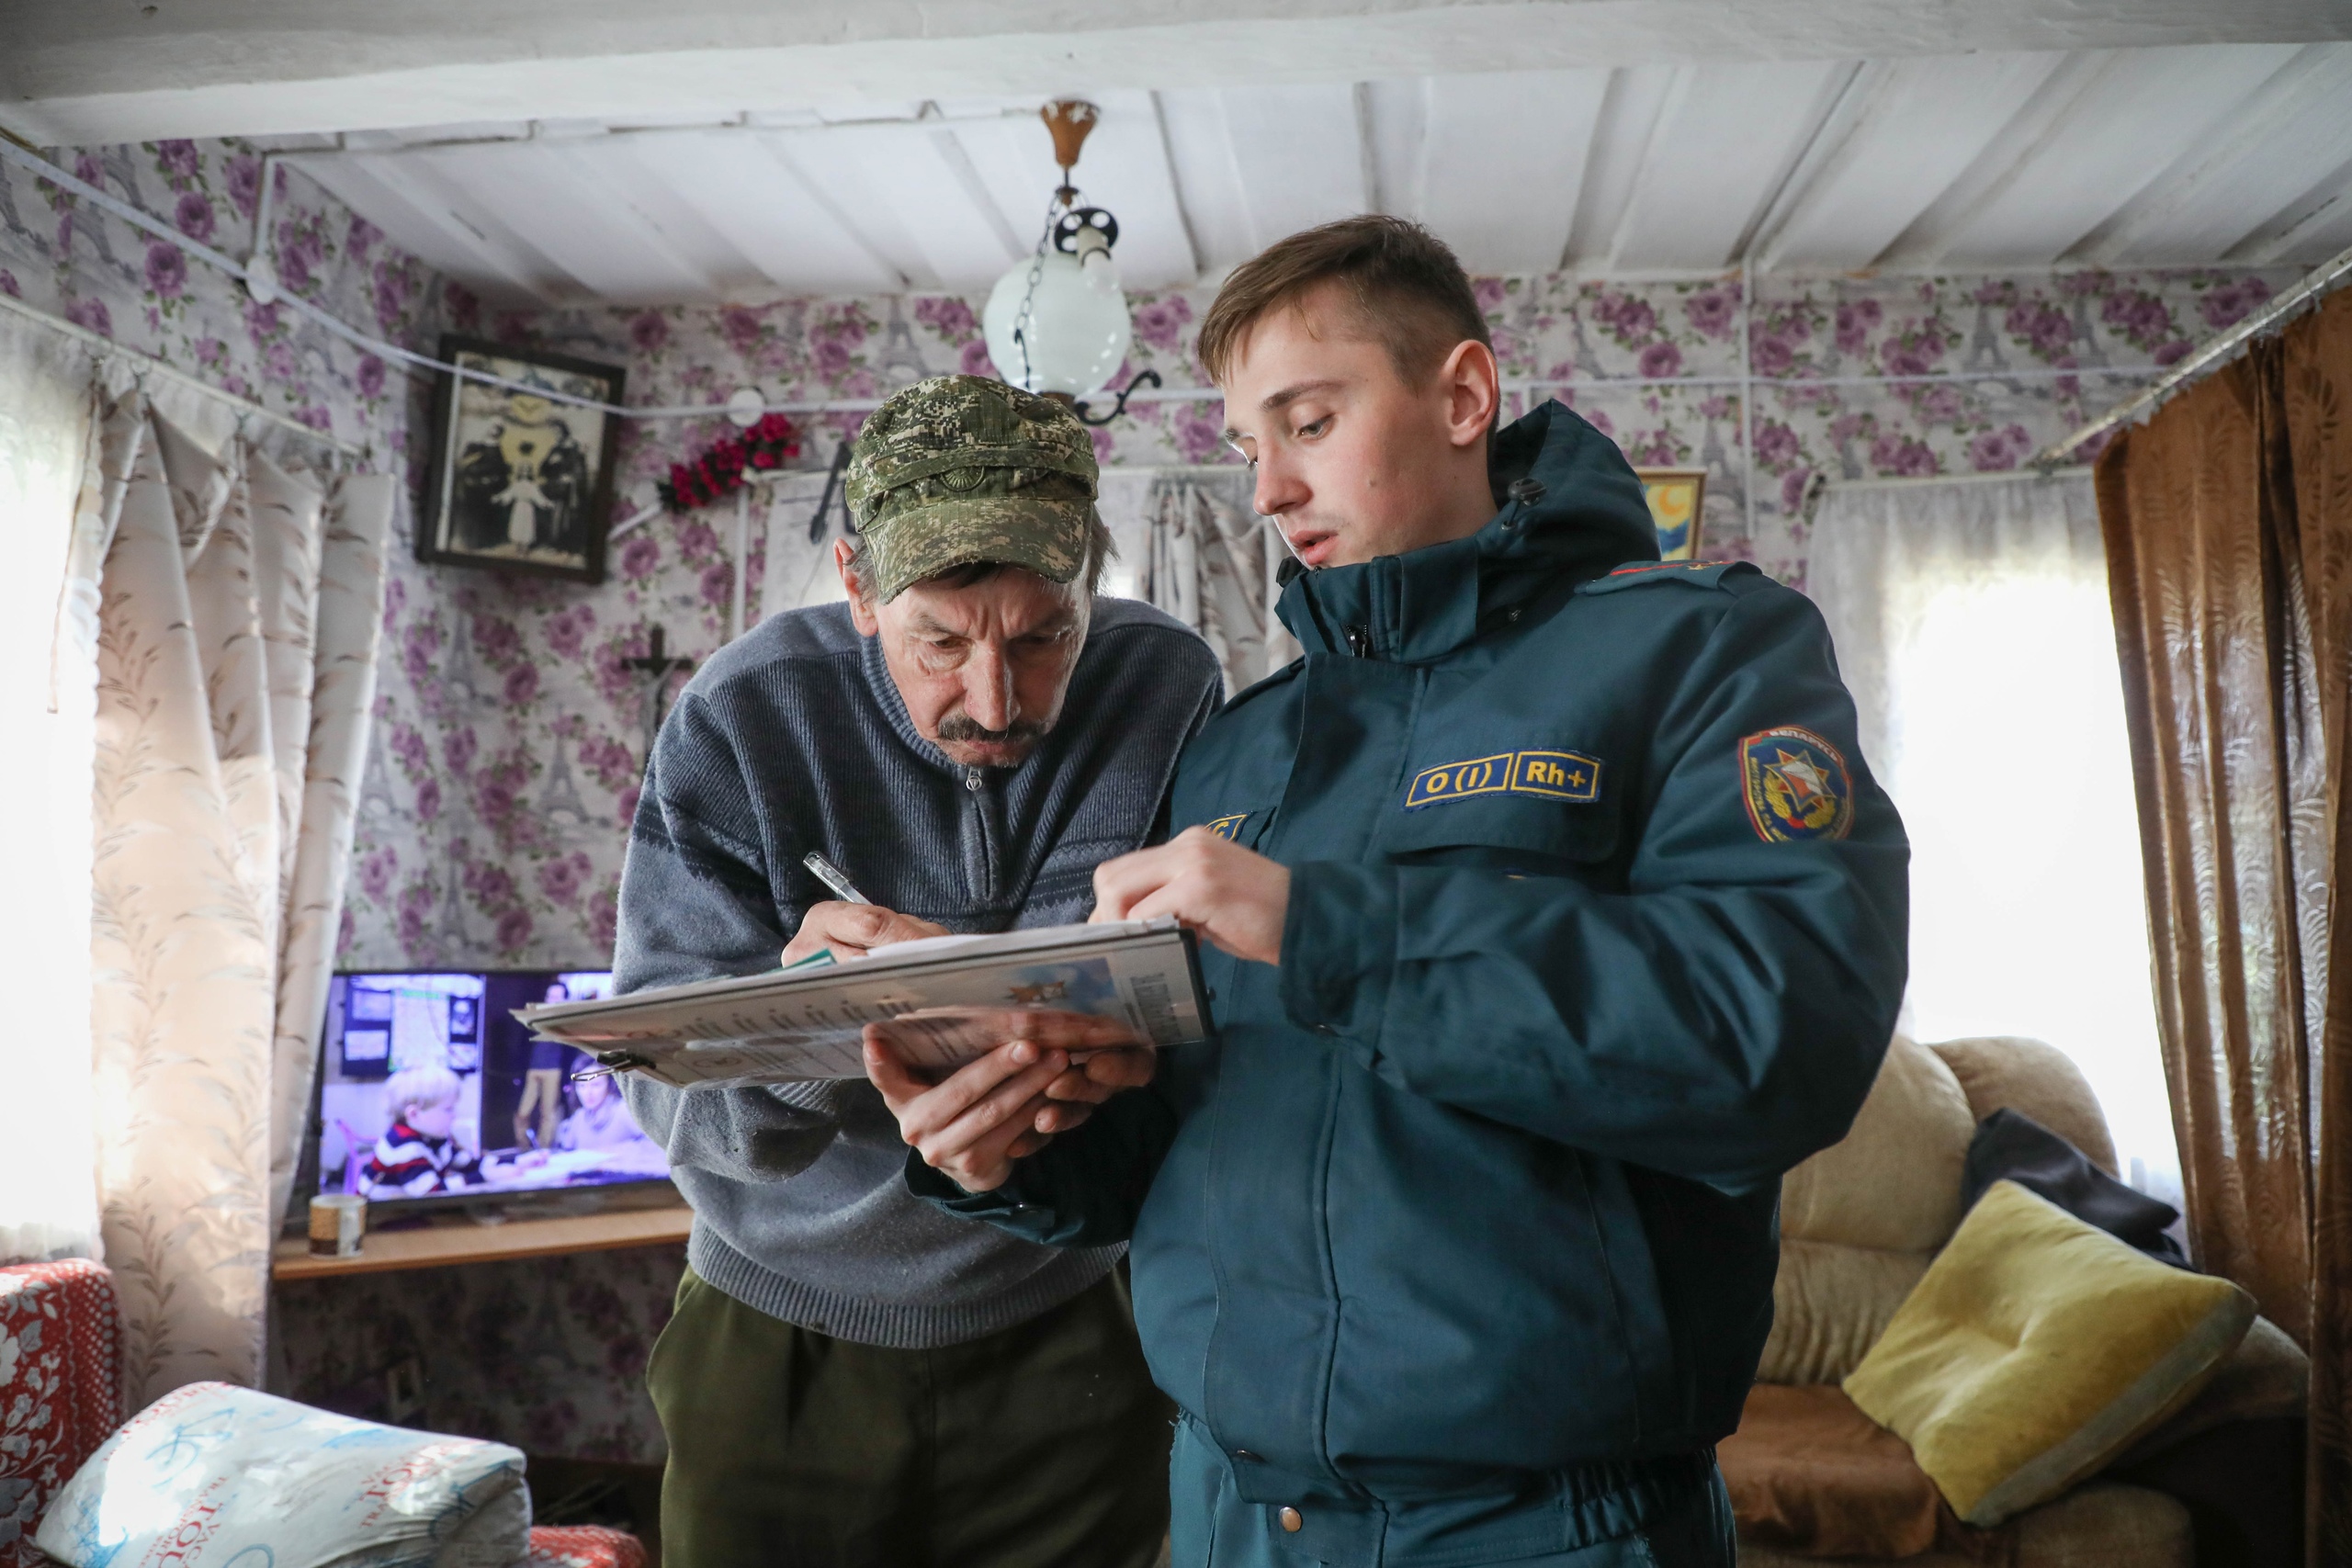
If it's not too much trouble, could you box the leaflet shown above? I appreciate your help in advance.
[516,917,1207,1088]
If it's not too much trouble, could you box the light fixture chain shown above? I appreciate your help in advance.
[1008,189,1066,393]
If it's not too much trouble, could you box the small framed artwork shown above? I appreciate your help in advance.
[419,334,626,583]
[1635,468,1708,561]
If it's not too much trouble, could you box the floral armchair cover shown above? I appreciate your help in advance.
[0,1260,122,1568]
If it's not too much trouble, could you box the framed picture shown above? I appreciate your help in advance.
[1635,468,1708,561]
[419,334,626,583]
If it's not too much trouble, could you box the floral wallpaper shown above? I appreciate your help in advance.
[341,261,2301,980]
[4,133,2310,1468]
[0,139,436,459]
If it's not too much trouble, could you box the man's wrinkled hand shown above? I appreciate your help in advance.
[865,1032,1070,1192]
[782,900,948,967]
[1090,826,1290,965]
[862,1010,1159,1191]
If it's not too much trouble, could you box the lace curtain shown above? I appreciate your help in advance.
[1807,472,2180,1201]
[71,390,393,1403]
[1097,468,1298,697]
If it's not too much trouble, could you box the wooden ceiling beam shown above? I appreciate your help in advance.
[317,150,577,306]
[2068,43,2352,265]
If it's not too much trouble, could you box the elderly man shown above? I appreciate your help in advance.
[616,376,1222,1568]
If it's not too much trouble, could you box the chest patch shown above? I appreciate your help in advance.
[1741,727,1854,841]
[1204,813,1250,840]
[1404,750,1603,810]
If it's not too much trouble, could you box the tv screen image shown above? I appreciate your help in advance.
[316,968,669,1205]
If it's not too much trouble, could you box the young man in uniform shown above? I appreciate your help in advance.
[616,376,1220,1568]
[870,220,1910,1567]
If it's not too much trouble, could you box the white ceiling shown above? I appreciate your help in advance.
[254,43,2352,308]
[5,1,2348,305]
[8,0,2351,146]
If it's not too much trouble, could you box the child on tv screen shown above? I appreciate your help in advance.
[360,1066,545,1199]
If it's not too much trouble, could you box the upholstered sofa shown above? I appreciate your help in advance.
[1725,1035,2309,1567]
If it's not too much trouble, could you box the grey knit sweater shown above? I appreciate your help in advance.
[614,596,1221,1348]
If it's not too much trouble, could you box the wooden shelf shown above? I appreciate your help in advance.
[273,1204,692,1280]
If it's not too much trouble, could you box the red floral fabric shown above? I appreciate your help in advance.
[0,1260,122,1568]
[525,1524,649,1568]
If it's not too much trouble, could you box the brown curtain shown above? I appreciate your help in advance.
[2098,287,2352,1565]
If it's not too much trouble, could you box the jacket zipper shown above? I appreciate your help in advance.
[963,765,997,905]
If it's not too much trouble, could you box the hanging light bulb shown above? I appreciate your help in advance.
[983,207,1132,401]
[983,100,1159,422]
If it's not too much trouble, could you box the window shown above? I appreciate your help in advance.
[0,313,100,1261]
[1812,475,2180,1204]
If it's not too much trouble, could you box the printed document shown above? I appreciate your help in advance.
[518,918,1206,1087]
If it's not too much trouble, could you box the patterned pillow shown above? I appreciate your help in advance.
[35,1381,530,1567]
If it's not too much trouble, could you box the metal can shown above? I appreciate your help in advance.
[308,1193,367,1258]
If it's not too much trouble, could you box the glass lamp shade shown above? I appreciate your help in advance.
[983,249,1133,400]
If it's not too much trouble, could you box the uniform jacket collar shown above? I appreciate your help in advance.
[1274,401,1660,663]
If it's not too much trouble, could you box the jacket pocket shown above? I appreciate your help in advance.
[1377,789,1621,872]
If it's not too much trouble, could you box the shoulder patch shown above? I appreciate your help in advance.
[1576,559,1762,596]
[1739,727,1854,842]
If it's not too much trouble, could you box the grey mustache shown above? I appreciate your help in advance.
[936,715,1046,744]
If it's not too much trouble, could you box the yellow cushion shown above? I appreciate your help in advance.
[1842,1180,2255,1527]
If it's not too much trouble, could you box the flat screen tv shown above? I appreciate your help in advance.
[307,967,672,1215]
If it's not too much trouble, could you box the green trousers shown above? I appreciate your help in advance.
[647,1264,1173,1568]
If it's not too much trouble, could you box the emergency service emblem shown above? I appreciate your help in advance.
[1740,727,1854,842]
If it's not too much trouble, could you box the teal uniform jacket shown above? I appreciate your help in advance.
[913,401,1909,1524]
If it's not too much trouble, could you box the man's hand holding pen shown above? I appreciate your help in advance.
[782,900,947,965]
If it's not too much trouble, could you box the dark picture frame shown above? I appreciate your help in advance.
[418,334,626,584]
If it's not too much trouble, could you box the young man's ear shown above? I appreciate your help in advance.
[834,537,881,636]
[1439,339,1501,452]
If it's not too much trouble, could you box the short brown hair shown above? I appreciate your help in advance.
[1196,216,1492,388]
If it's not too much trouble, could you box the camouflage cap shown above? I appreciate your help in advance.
[843,375,1099,602]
